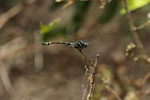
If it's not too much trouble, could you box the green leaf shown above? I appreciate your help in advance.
[40,18,60,34]
[121,0,150,14]
[42,27,66,41]
[128,0,150,11]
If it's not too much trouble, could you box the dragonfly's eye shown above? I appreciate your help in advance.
[84,42,88,47]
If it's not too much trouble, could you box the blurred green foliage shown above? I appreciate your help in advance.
[41,0,91,41]
[41,27,66,41]
[99,0,120,24]
[40,18,60,34]
[42,0,150,40]
[0,0,21,10]
[65,0,91,34]
[50,0,66,9]
[121,0,150,14]
[127,0,150,11]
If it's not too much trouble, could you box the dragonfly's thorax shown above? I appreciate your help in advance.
[74,40,89,50]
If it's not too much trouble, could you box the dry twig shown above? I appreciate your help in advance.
[122,0,146,55]
[102,78,122,100]
[124,73,150,99]
[0,0,36,29]
[0,37,27,93]
[0,62,13,93]
[134,20,150,31]
[81,52,99,100]
[99,0,107,9]
[81,51,122,100]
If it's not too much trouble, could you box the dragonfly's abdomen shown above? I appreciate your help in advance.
[41,42,72,45]
[51,42,71,45]
[41,42,51,45]
[41,40,88,52]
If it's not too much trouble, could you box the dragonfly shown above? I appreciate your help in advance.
[41,40,89,53]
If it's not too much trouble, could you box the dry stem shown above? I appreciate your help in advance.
[124,73,150,99]
[0,0,36,29]
[81,52,122,100]
[122,0,146,55]
[0,62,13,93]
[81,52,99,100]
[100,77,122,100]
[99,0,107,9]
[134,20,150,31]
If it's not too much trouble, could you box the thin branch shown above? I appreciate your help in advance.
[138,73,150,87]
[81,52,122,100]
[134,20,150,31]
[124,73,150,99]
[87,54,99,100]
[122,0,146,55]
[0,62,13,93]
[101,78,122,100]
[106,85,122,100]
[0,0,37,29]
[87,74,95,100]
[99,0,107,9]
[0,3,23,29]
[34,32,44,71]
[0,37,27,93]
[56,0,74,20]
[81,52,99,100]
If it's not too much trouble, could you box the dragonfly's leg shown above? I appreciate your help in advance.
[78,49,83,54]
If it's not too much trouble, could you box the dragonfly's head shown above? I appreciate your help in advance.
[83,41,89,48]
